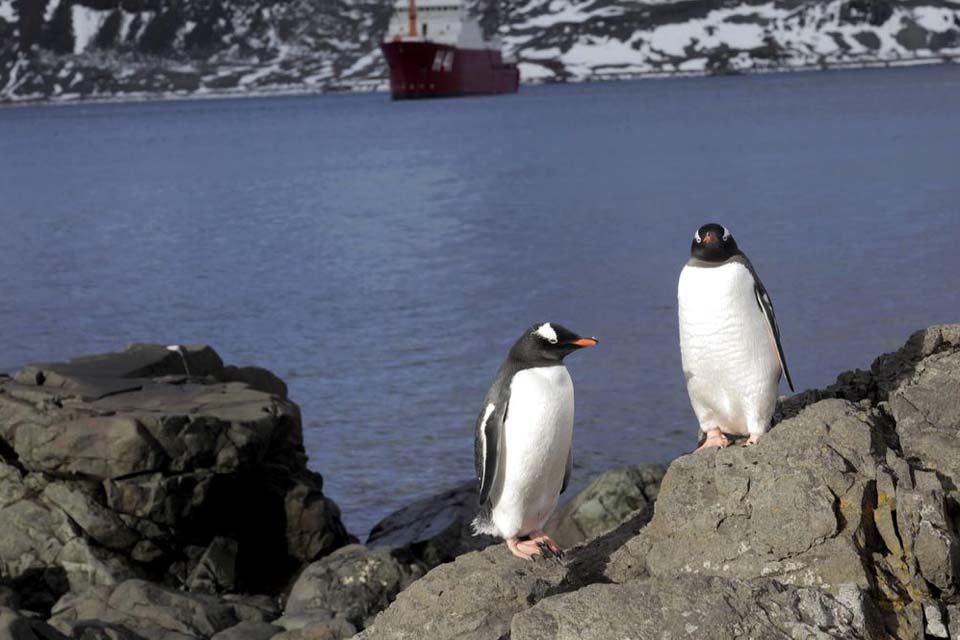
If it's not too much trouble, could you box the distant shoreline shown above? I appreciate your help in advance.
[1,54,957,109]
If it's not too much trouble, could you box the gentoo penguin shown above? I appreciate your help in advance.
[471,322,597,559]
[678,223,794,451]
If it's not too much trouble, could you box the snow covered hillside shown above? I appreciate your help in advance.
[0,0,393,102]
[498,0,960,79]
[1,0,958,102]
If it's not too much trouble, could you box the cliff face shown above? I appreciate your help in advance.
[1,0,959,103]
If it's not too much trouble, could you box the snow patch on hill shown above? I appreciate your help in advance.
[0,1,15,23]
[71,6,110,54]
[505,0,960,80]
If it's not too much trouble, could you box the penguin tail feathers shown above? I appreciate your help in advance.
[470,509,499,537]
[470,517,499,537]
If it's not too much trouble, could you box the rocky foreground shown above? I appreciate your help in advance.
[1,325,959,639]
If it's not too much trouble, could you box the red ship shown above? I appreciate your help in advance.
[380,0,520,99]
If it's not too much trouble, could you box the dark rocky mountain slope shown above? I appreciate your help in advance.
[1,0,958,102]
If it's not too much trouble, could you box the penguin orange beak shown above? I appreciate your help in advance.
[571,337,598,347]
[703,232,720,244]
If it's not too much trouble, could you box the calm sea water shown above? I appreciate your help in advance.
[2,65,958,537]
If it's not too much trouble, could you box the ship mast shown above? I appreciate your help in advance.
[408,0,418,37]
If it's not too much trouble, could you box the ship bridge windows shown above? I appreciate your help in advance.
[388,2,464,43]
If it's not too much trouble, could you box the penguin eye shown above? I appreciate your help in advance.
[547,337,558,344]
[694,231,702,244]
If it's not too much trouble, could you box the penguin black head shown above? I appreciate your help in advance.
[690,222,739,262]
[509,322,598,365]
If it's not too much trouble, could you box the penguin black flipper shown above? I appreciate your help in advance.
[475,382,510,505]
[742,257,794,392]
[560,450,572,495]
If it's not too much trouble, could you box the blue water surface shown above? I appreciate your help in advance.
[2,64,958,536]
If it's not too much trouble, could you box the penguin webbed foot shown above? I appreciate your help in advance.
[693,427,730,453]
[507,531,563,561]
[506,536,538,560]
[743,433,761,447]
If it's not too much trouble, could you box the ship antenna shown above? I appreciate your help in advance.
[409,0,418,37]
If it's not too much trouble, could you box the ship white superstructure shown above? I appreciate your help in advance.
[385,0,487,49]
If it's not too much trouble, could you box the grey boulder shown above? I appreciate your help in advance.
[186,538,238,595]
[0,464,140,602]
[0,606,69,640]
[544,463,665,548]
[48,579,239,639]
[0,344,350,604]
[281,544,424,636]
[355,545,567,640]
[888,348,960,494]
[608,399,879,589]
[366,481,497,568]
[209,621,280,640]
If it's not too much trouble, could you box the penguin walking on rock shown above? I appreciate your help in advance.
[471,322,597,559]
[678,223,794,452]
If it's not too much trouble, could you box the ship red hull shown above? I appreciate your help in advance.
[380,41,519,99]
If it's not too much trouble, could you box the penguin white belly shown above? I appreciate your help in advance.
[490,366,574,539]
[678,262,781,436]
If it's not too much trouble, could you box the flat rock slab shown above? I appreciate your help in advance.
[6,380,299,481]
[511,575,870,640]
[15,345,223,390]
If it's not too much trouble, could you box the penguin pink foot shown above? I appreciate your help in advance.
[694,427,729,452]
[744,434,761,446]
[506,536,541,560]
[528,530,563,559]
[506,531,563,560]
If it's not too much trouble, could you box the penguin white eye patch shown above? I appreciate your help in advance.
[694,227,732,243]
[534,323,559,344]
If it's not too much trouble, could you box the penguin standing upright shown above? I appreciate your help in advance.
[678,223,794,451]
[471,322,597,559]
